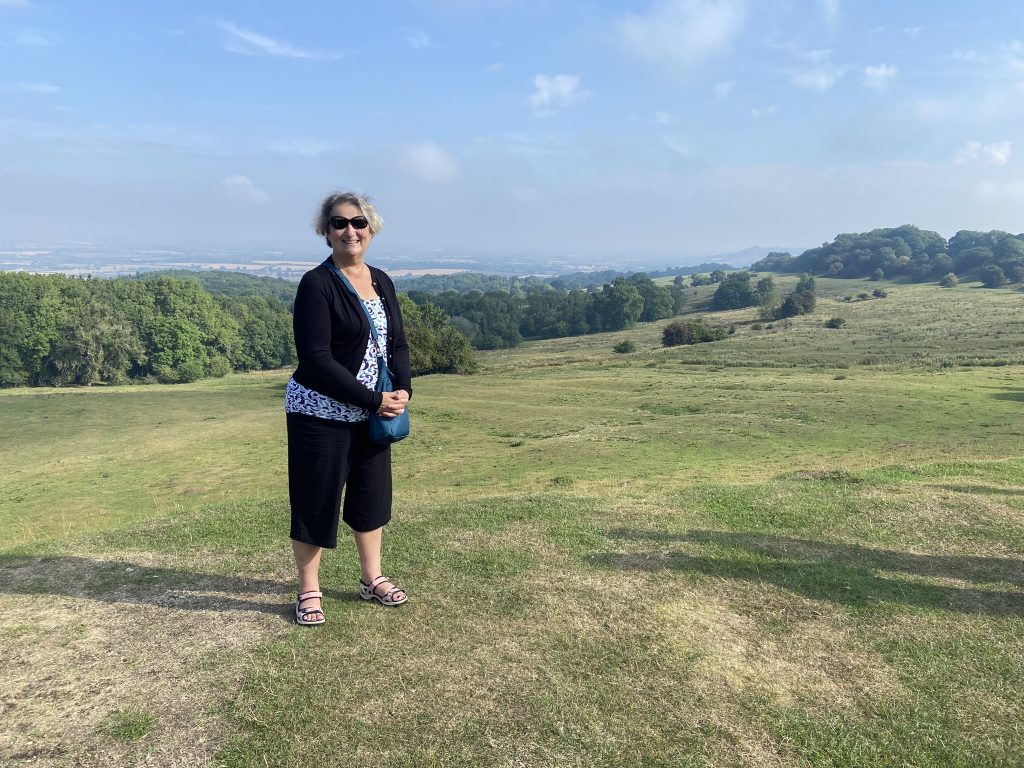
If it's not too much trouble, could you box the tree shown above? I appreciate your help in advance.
[628,273,674,322]
[711,272,757,310]
[398,295,477,375]
[979,264,1008,288]
[590,279,643,332]
[662,317,726,346]
[939,272,959,288]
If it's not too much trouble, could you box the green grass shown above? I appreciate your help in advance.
[0,278,1022,766]
[97,709,157,742]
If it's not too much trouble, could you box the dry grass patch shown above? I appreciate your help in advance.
[0,550,292,767]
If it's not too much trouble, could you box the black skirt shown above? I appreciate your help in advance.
[287,412,392,547]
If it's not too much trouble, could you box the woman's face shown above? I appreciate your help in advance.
[327,202,373,261]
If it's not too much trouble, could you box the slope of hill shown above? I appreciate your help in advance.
[1,278,1021,766]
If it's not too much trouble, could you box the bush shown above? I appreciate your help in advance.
[662,317,727,347]
[872,289,888,298]
[613,339,636,354]
[939,272,959,287]
[825,317,846,329]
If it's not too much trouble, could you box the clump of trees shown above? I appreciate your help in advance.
[1,272,477,388]
[662,317,726,347]
[409,273,686,349]
[0,272,293,387]
[751,226,1024,286]
[397,296,478,375]
[772,274,817,319]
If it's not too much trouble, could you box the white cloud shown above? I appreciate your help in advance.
[13,81,60,93]
[976,179,1024,202]
[617,0,745,74]
[863,63,897,91]
[792,67,842,91]
[399,141,460,183]
[951,49,978,62]
[955,140,1012,166]
[486,62,503,73]
[713,80,735,99]
[216,21,337,60]
[528,74,587,116]
[0,0,30,7]
[819,0,839,28]
[265,138,345,156]
[221,175,270,204]
[750,105,777,118]
[655,111,675,124]
[664,135,692,157]
[406,30,433,49]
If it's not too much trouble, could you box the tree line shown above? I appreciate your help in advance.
[752,226,1024,286]
[407,273,687,349]
[392,262,732,296]
[0,272,475,387]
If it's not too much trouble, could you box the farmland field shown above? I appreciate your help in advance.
[1,278,1022,767]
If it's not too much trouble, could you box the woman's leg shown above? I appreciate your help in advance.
[354,527,406,601]
[293,539,324,619]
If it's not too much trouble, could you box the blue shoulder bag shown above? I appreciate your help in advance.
[322,259,410,445]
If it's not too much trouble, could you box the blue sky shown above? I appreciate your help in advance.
[2,0,1023,260]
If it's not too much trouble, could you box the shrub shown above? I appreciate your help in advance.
[939,272,959,287]
[613,339,636,354]
[662,317,727,347]
[872,289,888,298]
[825,317,846,329]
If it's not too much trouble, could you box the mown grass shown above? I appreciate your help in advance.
[0,278,1022,766]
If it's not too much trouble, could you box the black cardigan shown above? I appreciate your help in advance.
[291,262,412,412]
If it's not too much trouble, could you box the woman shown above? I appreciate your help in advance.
[285,191,412,625]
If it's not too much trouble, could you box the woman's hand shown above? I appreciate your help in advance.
[376,390,409,418]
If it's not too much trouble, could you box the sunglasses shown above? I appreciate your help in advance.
[329,216,370,231]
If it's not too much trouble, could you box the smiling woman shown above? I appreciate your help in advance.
[284,191,413,625]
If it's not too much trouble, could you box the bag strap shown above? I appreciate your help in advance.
[322,259,386,357]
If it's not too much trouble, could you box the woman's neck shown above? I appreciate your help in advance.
[330,253,367,273]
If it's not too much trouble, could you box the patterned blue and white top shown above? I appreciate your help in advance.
[285,297,388,422]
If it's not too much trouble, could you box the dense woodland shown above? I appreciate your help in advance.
[0,272,474,387]
[407,272,687,349]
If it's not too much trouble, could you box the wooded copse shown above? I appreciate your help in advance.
[407,272,687,349]
[0,272,476,387]
[752,225,1024,286]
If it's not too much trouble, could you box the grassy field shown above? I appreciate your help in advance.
[1,278,1022,766]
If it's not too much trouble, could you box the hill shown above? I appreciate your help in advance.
[1,277,1022,766]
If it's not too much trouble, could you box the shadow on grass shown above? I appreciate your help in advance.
[0,555,355,620]
[592,529,1024,616]
[990,387,1024,403]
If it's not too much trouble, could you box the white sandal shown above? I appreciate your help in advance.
[359,576,408,606]
[295,590,325,625]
